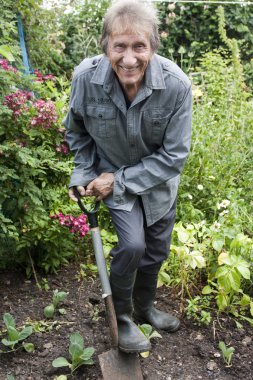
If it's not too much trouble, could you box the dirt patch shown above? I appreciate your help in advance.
[0,260,252,380]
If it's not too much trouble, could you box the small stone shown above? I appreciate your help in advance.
[157,354,162,361]
[214,352,221,357]
[43,342,53,349]
[206,360,218,371]
[195,333,204,341]
[242,336,252,346]
[38,349,49,357]
[166,377,172,380]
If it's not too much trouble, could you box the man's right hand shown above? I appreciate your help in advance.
[68,186,87,202]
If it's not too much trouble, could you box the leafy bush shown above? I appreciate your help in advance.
[0,58,90,273]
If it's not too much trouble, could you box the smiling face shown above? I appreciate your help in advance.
[107,32,153,98]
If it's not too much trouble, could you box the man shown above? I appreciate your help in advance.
[64,0,192,353]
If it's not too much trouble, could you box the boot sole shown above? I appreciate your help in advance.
[118,344,151,354]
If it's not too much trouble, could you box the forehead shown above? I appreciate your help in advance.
[109,32,150,45]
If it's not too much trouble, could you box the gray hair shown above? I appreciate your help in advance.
[100,0,160,54]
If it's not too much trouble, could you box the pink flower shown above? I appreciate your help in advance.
[4,90,33,117]
[55,142,69,155]
[31,99,57,129]
[0,59,18,73]
[51,212,89,238]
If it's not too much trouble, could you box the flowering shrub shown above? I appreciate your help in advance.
[0,58,87,273]
[51,213,89,238]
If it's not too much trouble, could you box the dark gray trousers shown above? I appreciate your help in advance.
[109,197,177,276]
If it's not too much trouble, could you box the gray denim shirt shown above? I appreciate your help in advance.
[64,54,192,226]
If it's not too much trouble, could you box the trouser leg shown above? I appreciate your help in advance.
[109,199,146,275]
[133,198,180,331]
[108,200,150,352]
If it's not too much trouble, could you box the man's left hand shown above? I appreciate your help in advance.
[86,172,114,201]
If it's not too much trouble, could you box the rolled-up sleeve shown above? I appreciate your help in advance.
[63,78,97,188]
[113,83,192,205]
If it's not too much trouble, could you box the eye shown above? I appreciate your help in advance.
[134,44,146,51]
[114,44,125,52]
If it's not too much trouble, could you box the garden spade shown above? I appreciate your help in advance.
[74,189,143,380]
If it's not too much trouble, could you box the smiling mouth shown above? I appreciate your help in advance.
[119,66,140,72]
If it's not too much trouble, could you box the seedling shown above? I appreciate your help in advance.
[52,332,95,373]
[1,313,33,350]
[44,289,68,319]
[218,341,235,367]
[138,324,162,358]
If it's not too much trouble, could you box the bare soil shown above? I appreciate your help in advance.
[0,260,252,380]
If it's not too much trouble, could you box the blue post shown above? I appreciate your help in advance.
[17,13,32,75]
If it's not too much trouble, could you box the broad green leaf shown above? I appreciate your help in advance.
[215,266,229,279]
[216,293,229,311]
[177,228,190,243]
[1,338,19,348]
[23,342,35,353]
[18,326,33,341]
[218,251,229,265]
[53,290,68,307]
[58,308,67,315]
[69,333,84,359]
[202,285,213,294]
[55,376,68,380]
[139,324,152,338]
[0,45,15,61]
[80,347,95,361]
[3,313,16,329]
[240,294,251,307]
[212,237,224,252]
[158,271,171,285]
[52,357,71,368]
[7,326,19,342]
[149,331,162,340]
[187,250,206,269]
[236,262,251,280]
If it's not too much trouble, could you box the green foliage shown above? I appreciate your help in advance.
[58,0,110,75]
[157,2,253,86]
[44,289,68,319]
[138,324,162,341]
[1,313,33,350]
[185,296,212,326]
[218,341,235,367]
[52,332,95,373]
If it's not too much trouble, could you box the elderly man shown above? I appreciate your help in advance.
[64,0,192,353]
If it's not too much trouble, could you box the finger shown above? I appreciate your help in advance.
[86,189,94,196]
[76,185,86,196]
[69,187,78,202]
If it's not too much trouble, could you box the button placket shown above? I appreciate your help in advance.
[127,110,138,164]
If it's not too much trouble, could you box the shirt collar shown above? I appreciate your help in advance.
[90,54,166,92]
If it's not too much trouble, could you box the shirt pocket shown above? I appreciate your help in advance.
[86,105,117,138]
[142,109,173,144]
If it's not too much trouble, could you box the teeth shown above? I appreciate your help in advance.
[121,67,137,72]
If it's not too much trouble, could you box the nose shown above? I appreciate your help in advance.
[122,48,137,67]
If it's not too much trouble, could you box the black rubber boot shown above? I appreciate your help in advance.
[110,271,151,353]
[133,271,180,332]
